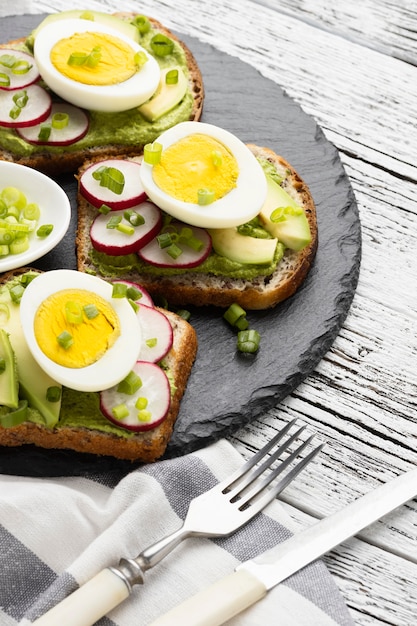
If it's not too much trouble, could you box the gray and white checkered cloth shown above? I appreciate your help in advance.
[0,440,354,625]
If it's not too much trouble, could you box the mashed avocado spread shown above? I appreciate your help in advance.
[0,26,193,157]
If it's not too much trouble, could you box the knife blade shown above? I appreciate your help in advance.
[149,468,417,626]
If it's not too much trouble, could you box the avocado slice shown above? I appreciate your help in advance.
[0,329,19,409]
[209,227,277,265]
[259,175,311,251]
[0,285,62,427]
[30,10,140,43]
[138,67,189,122]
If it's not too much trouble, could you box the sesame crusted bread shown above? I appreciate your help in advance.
[76,145,318,311]
[0,14,204,176]
[0,268,198,463]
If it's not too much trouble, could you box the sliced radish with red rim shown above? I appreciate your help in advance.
[111,280,154,308]
[100,360,171,432]
[138,220,212,268]
[80,158,147,210]
[16,102,89,146]
[0,49,40,91]
[0,83,51,128]
[136,304,173,363]
[90,202,163,255]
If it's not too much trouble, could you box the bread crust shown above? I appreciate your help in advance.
[0,15,204,176]
[76,146,318,310]
[0,269,198,462]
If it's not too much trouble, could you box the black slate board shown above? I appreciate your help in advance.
[0,15,361,477]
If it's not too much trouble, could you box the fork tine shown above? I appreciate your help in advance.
[238,442,324,516]
[226,425,307,500]
[218,418,298,491]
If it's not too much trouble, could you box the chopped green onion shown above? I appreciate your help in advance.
[237,329,261,353]
[176,309,191,321]
[65,301,83,324]
[116,222,135,235]
[68,46,101,68]
[85,46,102,68]
[12,59,32,75]
[38,124,51,142]
[80,10,95,20]
[197,188,215,206]
[51,112,69,129]
[68,52,88,66]
[157,231,173,249]
[1,186,27,209]
[150,34,174,57]
[9,106,22,120]
[98,204,112,215]
[165,69,178,84]
[166,243,183,259]
[20,273,36,286]
[117,370,142,395]
[57,330,73,350]
[131,15,151,34]
[224,303,248,329]
[0,245,9,256]
[135,396,148,410]
[36,224,54,237]
[106,215,122,229]
[0,54,16,69]
[83,303,99,319]
[126,286,142,301]
[9,283,25,304]
[0,358,5,374]
[12,89,28,108]
[211,150,223,167]
[46,386,61,402]
[128,298,139,313]
[92,166,125,194]
[0,73,10,87]
[134,51,148,69]
[144,141,162,165]
[23,203,40,221]
[137,409,152,422]
[146,337,157,348]
[112,403,129,420]
[0,400,28,428]
[124,209,145,226]
[112,282,127,298]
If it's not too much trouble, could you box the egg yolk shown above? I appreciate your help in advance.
[152,134,239,203]
[34,289,120,369]
[50,32,139,86]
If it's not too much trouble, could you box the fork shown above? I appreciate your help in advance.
[33,419,323,626]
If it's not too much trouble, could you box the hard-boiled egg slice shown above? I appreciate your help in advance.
[139,121,268,228]
[33,19,161,112]
[20,270,142,392]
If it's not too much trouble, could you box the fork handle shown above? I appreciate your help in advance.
[32,568,130,626]
[149,570,267,626]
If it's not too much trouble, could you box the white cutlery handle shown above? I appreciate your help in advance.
[149,569,266,626]
[32,568,130,626]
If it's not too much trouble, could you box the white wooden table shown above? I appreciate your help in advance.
[5,1,417,624]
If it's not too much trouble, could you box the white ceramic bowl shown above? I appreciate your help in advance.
[0,161,71,272]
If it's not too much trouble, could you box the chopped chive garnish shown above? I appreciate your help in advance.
[146,337,157,348]
[112,282,127,298]
[166,243,182,259]
[10,236,29,255]
[137,409,152,422]
[83,303,99,319]
[135,396,148,410]
[9,283,25,304]
[126,286,142,301]
[165,69,178,84]
[12,89,28,108]
[224,303,248,329]
[0,73,10,87]
[128,298,139,313]
[12,59,32,75]
[57,330,73,350]
[134,51,148,68]
[23,203,40,221]
[92,166,125,195]
[144,141,162,165]
[68,46,101,68]
[51,112,69,129]
[237,329,261,353]
[65,301,83,324]
[211,150,223,167]
[106,215,122,229]
[150,34,174,57]
[197,188,215,206]
[98,204,112,215]
[116,222,135,236]
[117,370,142,395]
[176,309,191,321]
[131,15,151,35]
[36,224,54,237]
[157,231,173,249]
[112,403,129,420]
[124,209,145,226]
[46,386,61,402]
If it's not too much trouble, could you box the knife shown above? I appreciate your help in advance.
[149,468,417,626]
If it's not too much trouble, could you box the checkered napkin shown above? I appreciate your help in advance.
[0,440,354,626]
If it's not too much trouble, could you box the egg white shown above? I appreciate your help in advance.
[33,19,161,113]
[20,270,142,392]
[139,121,268,228]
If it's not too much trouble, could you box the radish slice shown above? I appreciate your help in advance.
[112,280,154,308]
[80,159,147,210]
[136,304,173,363]
[90,202,163,255]
[100,360,171,432]
[138,221,212,268]
[0,49,40,90]
[16,102,89,145]
[0,83,51,128]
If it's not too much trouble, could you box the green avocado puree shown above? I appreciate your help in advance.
[0,26,193,157]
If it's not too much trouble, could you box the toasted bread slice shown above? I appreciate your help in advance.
[76,145,318,310]
[0,14,204,176]
[0,268,198,462]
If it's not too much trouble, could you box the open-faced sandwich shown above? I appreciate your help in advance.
[76,122,318,310]
[0,267,197,462]
[0,10,204,175]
